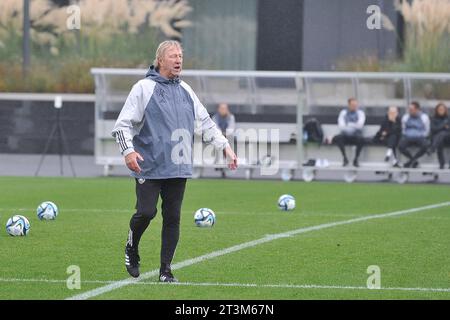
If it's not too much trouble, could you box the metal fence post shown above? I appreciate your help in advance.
[296,82,305,169]
[22,0,31,81]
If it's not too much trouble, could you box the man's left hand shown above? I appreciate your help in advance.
[223,145,238,170]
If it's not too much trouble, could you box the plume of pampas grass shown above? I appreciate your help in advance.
[0,0,67,46]
[0,0,23,31]
[62,0,192,39]
[382,0,450,36]
[381,13,396,31]
[0,0,192,42]
[148,0,192,38]
[382,0,450,71]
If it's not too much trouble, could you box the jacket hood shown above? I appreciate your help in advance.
[434,113,449,119]
[145,65,180,84]
[385,114,400,121]
[411,111,422,118]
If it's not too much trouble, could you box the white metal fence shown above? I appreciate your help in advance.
[91,68,450,182]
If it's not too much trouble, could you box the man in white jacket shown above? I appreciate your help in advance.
[112,41,237,281]
[332,98,366,167]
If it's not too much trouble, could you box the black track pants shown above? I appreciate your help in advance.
[127,178,187,266]
[332,134,365,161]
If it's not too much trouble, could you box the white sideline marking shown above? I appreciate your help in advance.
[68,201,450,300]
[1,278,449,293]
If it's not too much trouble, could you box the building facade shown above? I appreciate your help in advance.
[183,0,399,71]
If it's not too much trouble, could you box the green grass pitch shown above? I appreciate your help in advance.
[0,176,449,300]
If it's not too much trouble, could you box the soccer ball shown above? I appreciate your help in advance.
[6,215,31,236]
[278,194,295,211]
[194,208,216,228]
[37,201,58,220]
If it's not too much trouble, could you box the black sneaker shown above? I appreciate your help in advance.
[125,245,140,278]
[353,159,359,167]
[159,266,178,283]
[342,158,349,167]
[412,161,419,168]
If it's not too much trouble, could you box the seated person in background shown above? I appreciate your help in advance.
[212,103,236,177]
[428,102,450,169]
[398,101,430,168]
[373,106,402,167]
[332,98,366,167]
[212,103,235,139]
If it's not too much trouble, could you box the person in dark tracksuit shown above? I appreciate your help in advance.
[398,101,430,168]
[428,102,450,169]
[112,41,238,281]
[373,106,402,167]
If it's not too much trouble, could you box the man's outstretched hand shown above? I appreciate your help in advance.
[224,145,238,170]
[125,151,144,173]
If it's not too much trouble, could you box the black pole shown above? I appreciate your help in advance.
[23,0,31,81]
[57,108,64,176]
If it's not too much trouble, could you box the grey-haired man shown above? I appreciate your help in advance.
[112,41,237,281]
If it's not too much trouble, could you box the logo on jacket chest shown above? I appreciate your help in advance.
[155,87,191,110]
[156,88,168,104]
[156,87,188,104]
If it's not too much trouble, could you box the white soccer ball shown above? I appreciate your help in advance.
[194,208,216,228]
[278,194,296,211]
[37,201,58,220]
[6,215,31,236]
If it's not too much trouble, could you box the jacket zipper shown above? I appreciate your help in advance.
[172,83,181,176]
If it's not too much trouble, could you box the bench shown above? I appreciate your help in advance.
[301,124,450,183]
[96,119,450,183]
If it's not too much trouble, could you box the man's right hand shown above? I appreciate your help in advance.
[125,152,144,173]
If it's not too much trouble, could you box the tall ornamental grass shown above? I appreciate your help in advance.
[0,0,192,92]
[387,0,450,72]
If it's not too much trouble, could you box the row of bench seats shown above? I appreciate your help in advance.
[96,118,450,183]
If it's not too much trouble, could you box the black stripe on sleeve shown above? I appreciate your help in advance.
[117,130,127,152]
[120,131,130,152]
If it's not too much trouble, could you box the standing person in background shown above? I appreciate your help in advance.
[398,101,430,168]
[373,106,402,167]
[212,103,236,178]
[428,102,450,169]
[332,98,366,167]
